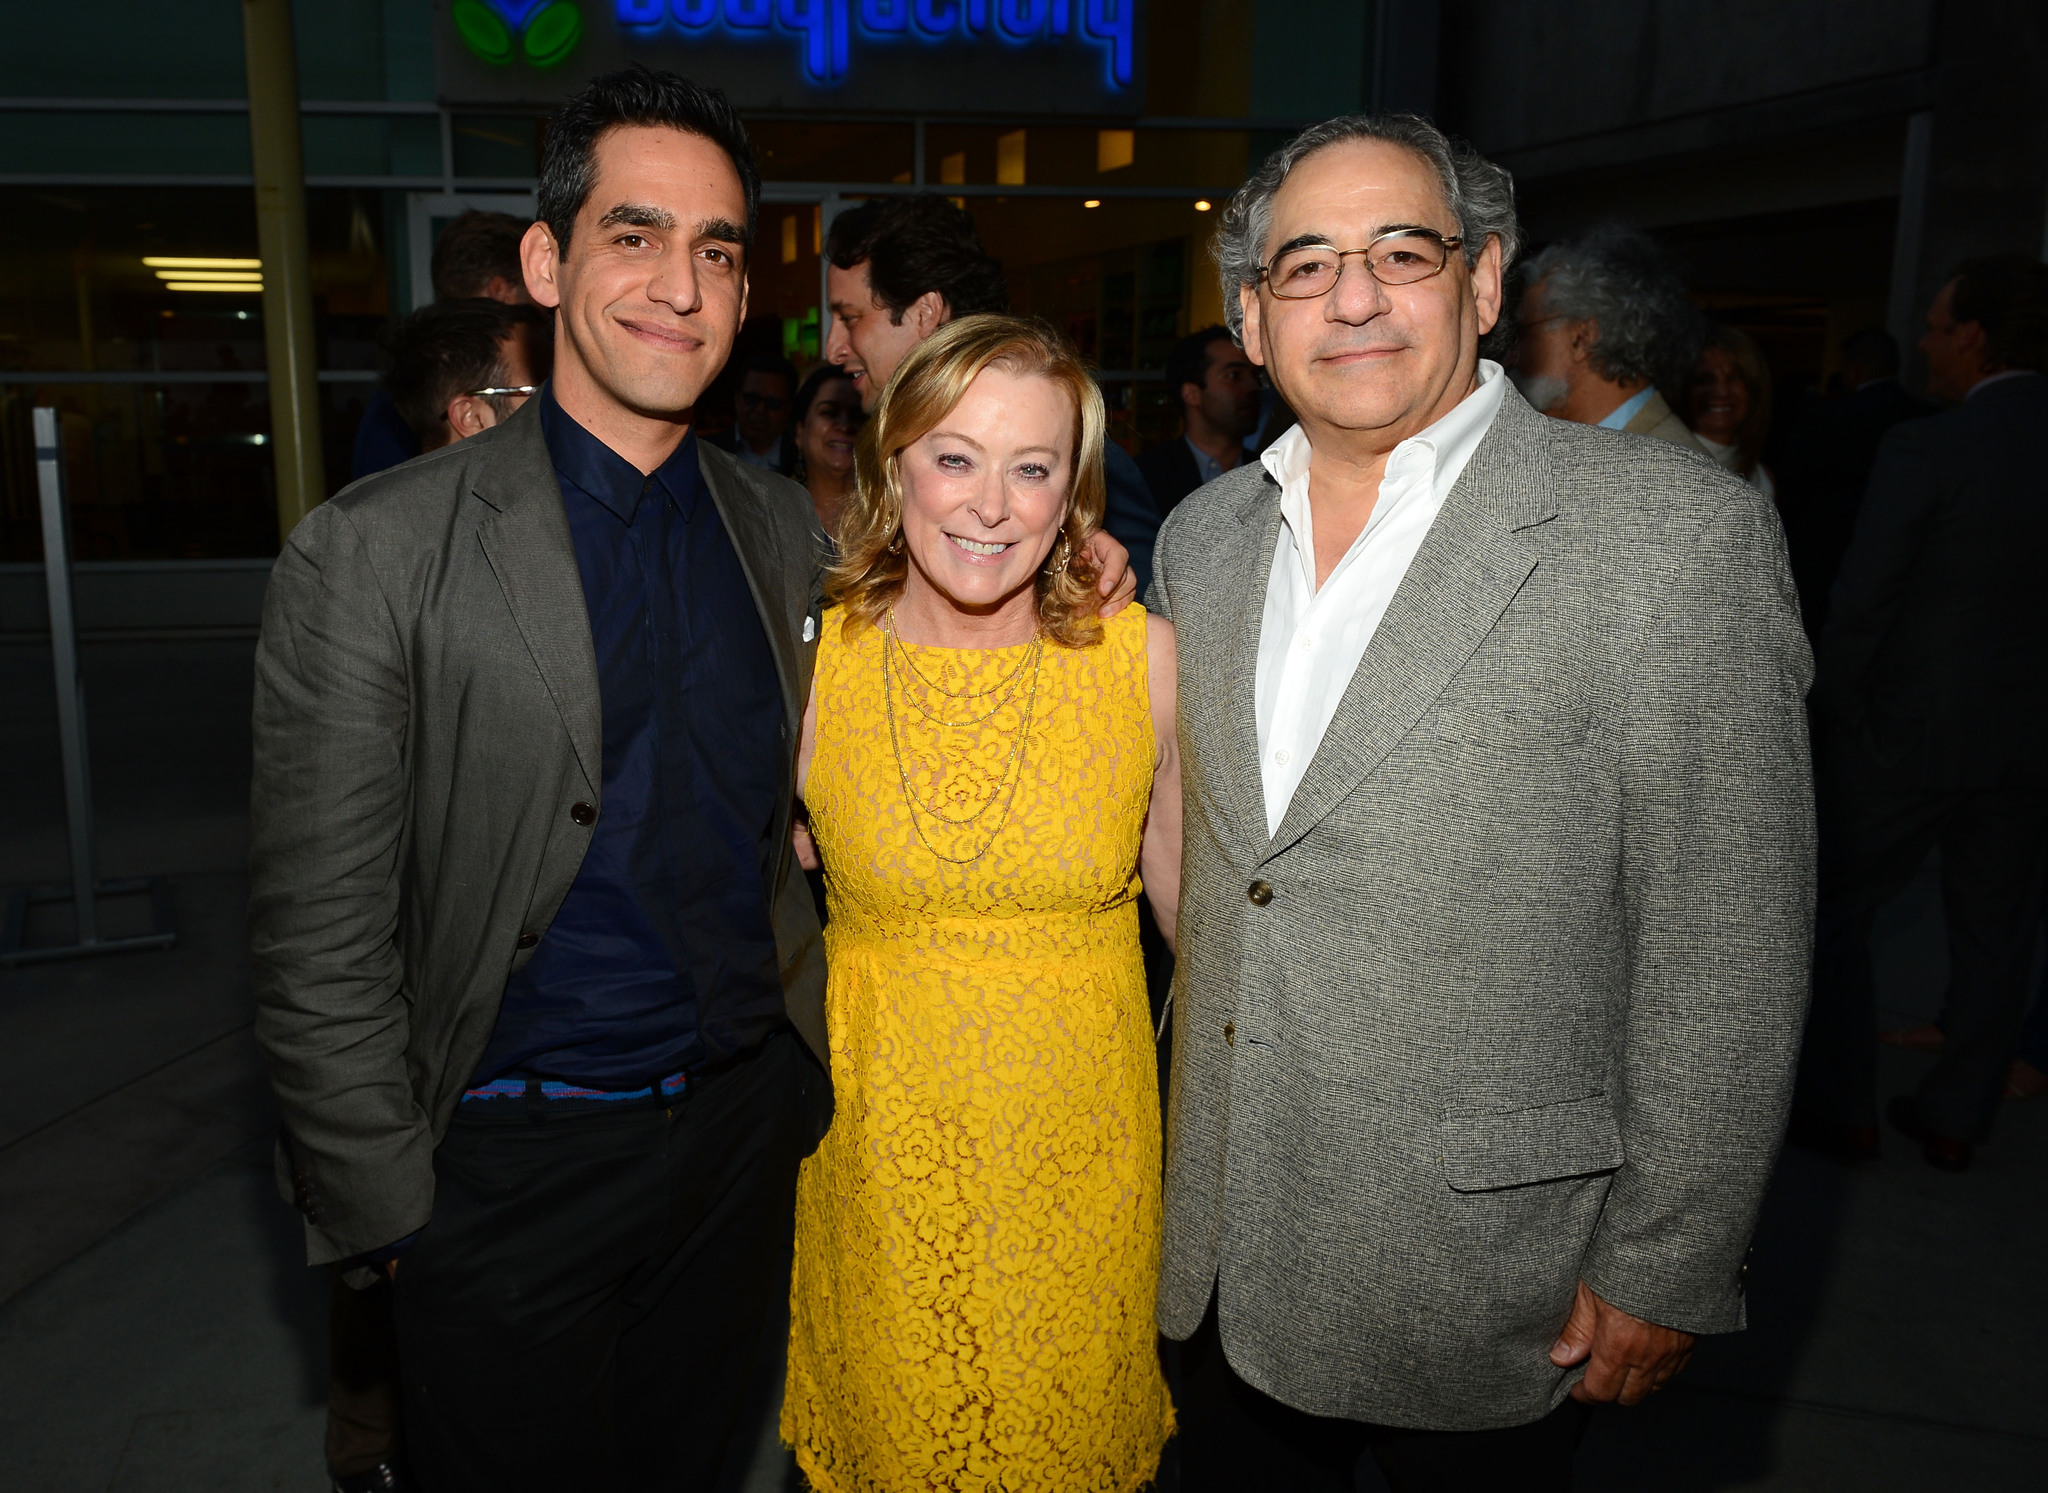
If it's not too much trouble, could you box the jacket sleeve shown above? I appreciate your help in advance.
[1816,420,1939,718]
[1580,490,1817,1335]
[249,502,435,1264]
[1102,441,1162,602]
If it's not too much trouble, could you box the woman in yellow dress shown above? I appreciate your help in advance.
[783,314,1181,1492]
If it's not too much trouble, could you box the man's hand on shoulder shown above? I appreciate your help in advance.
[1550,1281,1695,1405]
[1085,529,1137,616]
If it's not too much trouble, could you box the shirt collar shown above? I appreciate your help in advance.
[1597,384,1658,430]
[538,383,703,524]
[1260,359,1507,588]
[1259,358,1505,496]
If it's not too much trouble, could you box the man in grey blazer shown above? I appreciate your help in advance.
[1148,115,1814,1491]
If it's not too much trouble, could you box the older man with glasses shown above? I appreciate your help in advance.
[1146,113,1815,1491]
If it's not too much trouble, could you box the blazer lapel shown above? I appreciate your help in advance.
[471,405,602,793]
[1262,391,1558,863]
[1215,476,1285,859]
[699,448,802,735]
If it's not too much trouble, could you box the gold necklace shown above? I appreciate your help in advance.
[885,615,1043,728]
[885,608,1038,700]
[883,626,1044,864]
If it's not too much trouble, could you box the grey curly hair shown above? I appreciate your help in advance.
[1521,223,1704,393]
[1211,113,1521,343]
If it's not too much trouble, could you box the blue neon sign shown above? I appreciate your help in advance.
[614,0,1135,89]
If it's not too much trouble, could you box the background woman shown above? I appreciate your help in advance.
[1685,322,1776,497]
[783,363,863,541]
[783,315,1180,1492]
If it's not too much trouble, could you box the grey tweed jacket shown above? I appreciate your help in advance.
[1148,385,1815,1431]
[249,399,830,1267]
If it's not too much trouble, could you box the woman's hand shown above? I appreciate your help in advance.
[792,811,821,873]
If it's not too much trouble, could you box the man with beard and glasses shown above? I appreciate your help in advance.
[1512,223,1707,454]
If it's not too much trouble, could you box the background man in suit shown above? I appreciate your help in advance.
[823,194,1166,592]
[1147,114,1813,1491]
[1138,325,1264,520]
[252,71,839,1490]
[1796,255,2048,1172]
[352,210,536,480]
[1512,223,1708,452]
[711,348,798,471]
[1773,327,1934,639]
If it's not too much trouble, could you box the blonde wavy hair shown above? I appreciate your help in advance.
[826,313,1108,649]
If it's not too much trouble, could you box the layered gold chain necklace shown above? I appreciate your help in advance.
[882,609,1045,864]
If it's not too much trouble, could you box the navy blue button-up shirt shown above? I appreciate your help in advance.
[471,388,789,1089]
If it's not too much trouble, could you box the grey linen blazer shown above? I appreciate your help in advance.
[249,399,830,1266]
[1147,385,1815,1430]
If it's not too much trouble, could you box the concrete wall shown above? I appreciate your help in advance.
[0,560,272,640]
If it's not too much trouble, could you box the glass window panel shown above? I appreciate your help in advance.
[748,122,915,185]
[450,114,544,180]
[0,111,253,178]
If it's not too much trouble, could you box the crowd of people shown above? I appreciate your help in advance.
[260,62,2046,1493]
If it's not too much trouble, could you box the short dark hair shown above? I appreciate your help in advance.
[740,349,799,393]
[1165,325,1237,403]
[538,66,759,256]
[1837,326,1900,380]
[385,299,548,444]
[430,211,530,302]
[1948,254,2048,373]
[1523,223,1702,393]
[825,195,1008,322]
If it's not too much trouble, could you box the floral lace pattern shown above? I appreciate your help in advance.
[784,604,1174,1493]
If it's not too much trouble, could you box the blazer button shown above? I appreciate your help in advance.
[1224,1021,1236,1046]
[570,801,596,826]
[1247,880,1273,906]
[516,931,539,950]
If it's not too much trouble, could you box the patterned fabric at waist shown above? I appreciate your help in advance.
[823,903,1139,968]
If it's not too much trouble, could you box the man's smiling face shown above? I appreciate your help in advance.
[527,124,749,420]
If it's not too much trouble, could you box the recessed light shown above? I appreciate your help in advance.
[143,256,262,270]
[162,281,266,293]
[1194,200,1213,211]
[154,269,263,282]
[1083,199,1101,209]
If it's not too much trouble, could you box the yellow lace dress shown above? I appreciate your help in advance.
[783,603,1173,1493]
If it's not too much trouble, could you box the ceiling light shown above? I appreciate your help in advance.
[143,256,262,270]
[162,281,266,293]
[1194,200,1213,211]
[154,269,263,282]
[1083,199,1101,209]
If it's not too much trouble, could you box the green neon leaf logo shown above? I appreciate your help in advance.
[524,3,583,67]
[453,0,515,64]
[455,0,582,68]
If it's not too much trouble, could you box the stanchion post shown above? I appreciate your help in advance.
[0,410,177,967]
[34,408,99,943]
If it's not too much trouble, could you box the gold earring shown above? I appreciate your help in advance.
[1047,534,1072,574]
[887,530,905,555]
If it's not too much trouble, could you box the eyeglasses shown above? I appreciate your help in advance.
[1260,228,1464,300]
[465,385,538,398]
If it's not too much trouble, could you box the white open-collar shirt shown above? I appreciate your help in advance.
[1254,358,1507,837]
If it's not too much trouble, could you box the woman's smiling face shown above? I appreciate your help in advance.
[895,364,1075,621]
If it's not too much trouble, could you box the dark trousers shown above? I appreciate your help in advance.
[1799,756,2048,1140]
[328,1272,403,1477]
[1177,1298,1592,1493]
[391,1030,816,1492]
